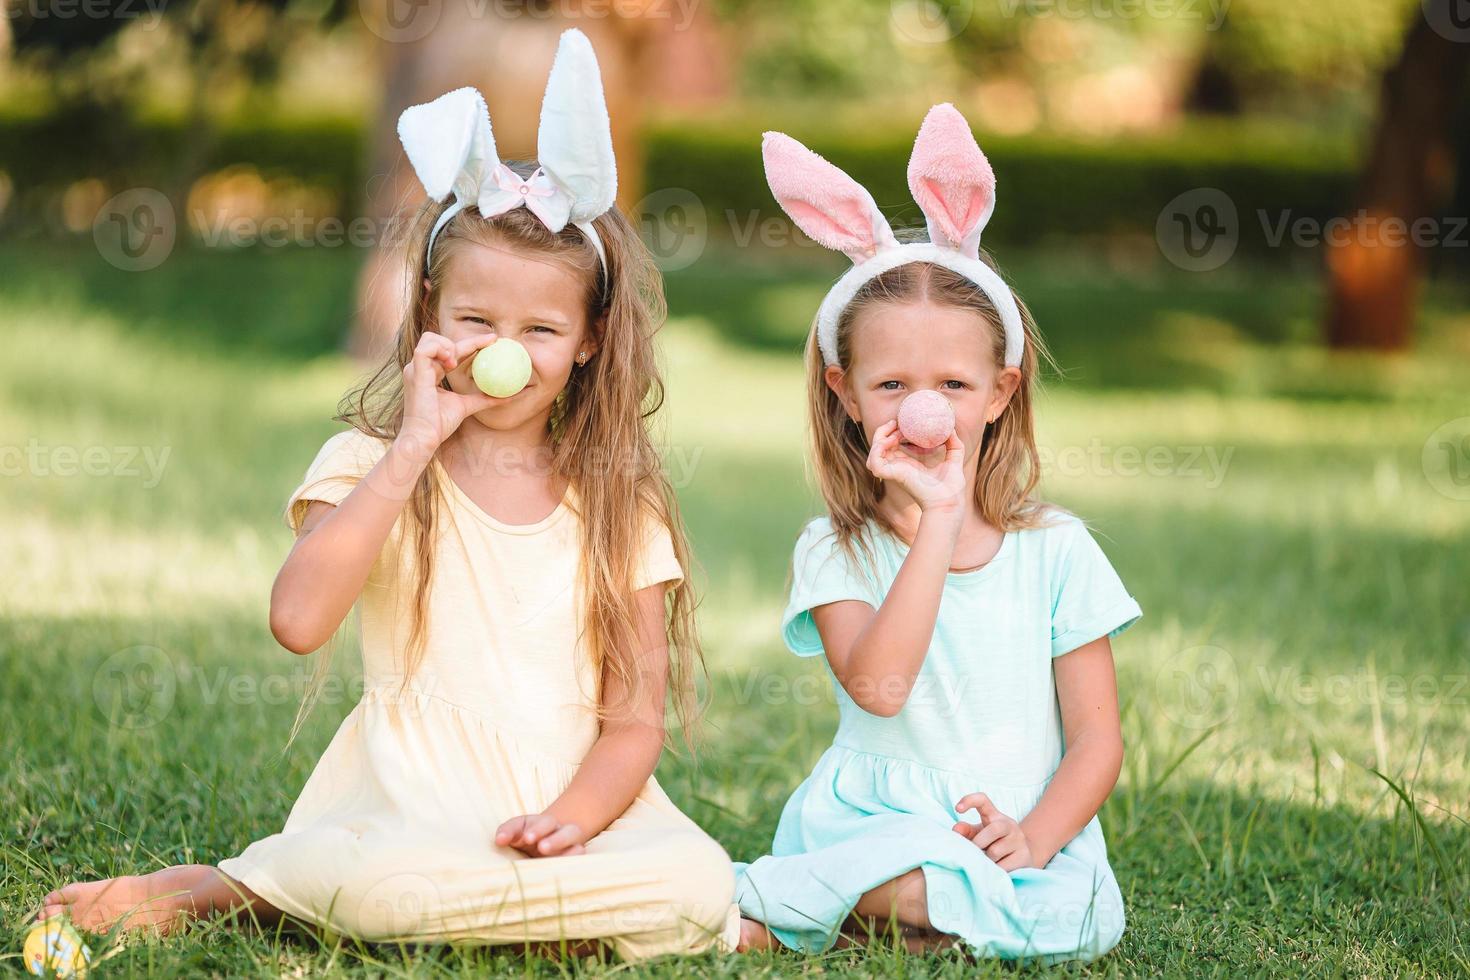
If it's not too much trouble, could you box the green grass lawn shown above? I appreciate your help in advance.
[1,241,1467,976]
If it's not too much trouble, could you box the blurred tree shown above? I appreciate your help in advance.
[715,0,958,98]
[1196,0,1416,119]
[8,0,348,207]
[714,0,1426,133]
[1323,1,1470,351]
[952,3,1202,134]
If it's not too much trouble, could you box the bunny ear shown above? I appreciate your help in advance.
[762,132,896,263]
[397,87,499,205]
[907,103,994,257]
[537,28,617,228]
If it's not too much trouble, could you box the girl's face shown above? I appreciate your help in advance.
[426,239,599,433]
[826,298,1021,468]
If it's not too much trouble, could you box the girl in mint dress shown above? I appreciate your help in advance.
[733,106,1142,963]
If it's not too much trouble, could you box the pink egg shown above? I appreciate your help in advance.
[897,390,956,449]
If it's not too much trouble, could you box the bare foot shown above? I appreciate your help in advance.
[36,874,190,935]
[736,917,776,952]
[34,865,244,936]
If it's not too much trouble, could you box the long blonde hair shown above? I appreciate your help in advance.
[807,255,1062,560]
[286,161,703,750]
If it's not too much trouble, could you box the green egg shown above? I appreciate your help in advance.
[471,339,533,398]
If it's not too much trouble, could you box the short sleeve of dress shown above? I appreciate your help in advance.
[284,429,389,534]
[780,519,880,657]
[1050,517,1142,657]
[633,510,684,592]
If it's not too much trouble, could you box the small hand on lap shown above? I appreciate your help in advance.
[953,793,1037,872]
[495,813,586,858]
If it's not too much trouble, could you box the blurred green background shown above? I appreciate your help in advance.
[1,1,1468,975]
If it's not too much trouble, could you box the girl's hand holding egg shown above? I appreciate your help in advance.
[866,420,966,513]
[398,332,501,455]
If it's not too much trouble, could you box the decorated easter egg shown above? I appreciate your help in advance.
[24,919,91,978]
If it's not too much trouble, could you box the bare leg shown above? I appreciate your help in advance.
[842,868,958,953]
[851,868,931,928]
[737,917,776,952]
[34,865,283,936]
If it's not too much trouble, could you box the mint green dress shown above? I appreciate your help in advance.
[733,513,1142,963]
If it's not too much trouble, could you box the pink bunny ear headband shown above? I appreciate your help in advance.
[763,103,1024,368]
[396,28,617,275]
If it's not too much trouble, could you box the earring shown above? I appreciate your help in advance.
[577,351,587,364]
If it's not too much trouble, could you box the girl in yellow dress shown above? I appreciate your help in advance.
[32,30,741,962]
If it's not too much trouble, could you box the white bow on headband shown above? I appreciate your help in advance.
[396,27,617,273]
[762,103,1024,368]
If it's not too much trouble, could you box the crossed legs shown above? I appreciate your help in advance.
[738,868,958,953]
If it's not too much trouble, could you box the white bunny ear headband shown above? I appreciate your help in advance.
[762,103,1024,368]
[396,28,617,275]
